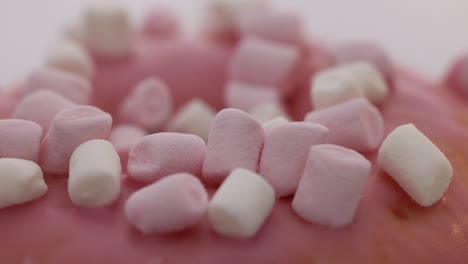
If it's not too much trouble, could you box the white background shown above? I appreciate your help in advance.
[1,0,467,86]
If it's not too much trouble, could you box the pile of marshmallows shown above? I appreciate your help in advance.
[0,1,454,240]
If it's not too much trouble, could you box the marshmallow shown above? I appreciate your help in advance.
[203,109,264,184]
[69,140,121,207]
[330,43,393,82]
[108,125,146,172]
[125,173,208,234]
[0,158,47,208]
[305,98,384,152]
[116,78,172,132]
[229,37,300,94]
[311,62,388,109]
[127,133,206,183]
[24,68,92,104]
[259,122,329,197]
[378,124,453,207]
[238,13,304,47]
[444,54,468,98]
[13,90,76,132]
[225,81,281,112]
[262,117,289,133]
[166,99,216,142]
[0,86,23,119]
[45,39,95,80]
[40,105,113,176]
[249,103,290,124]
[293,144,371,227]
[142,7,179,38]
[82,2,133,57]
[209,168,275,239]
[0,120,43,162]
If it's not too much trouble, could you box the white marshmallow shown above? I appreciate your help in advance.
[0,158,47,209]
[378,124,453,207]
[208,168,275,239]
[69,139,121,207]
[311,62,388,109]
[46,39,95,80]
[166,99,216,142]
[262,116,288,133]
[249,103,290,124]
[82,2,133,57]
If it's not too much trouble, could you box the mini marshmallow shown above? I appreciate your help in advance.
[262,116,289,133]
[69,140,121,207]
[108,125,146,172]
[24,68,92,104]
[0,120,43,162]
[305,98,384,152]
[378,124,453,207]
[116,78,172,132]
[40,105,112,176]
[293,144,371,227]
[229,37,300,94]
[127,133,206,183]
[311,62,388,109]
[45,39,95,80]
[82,2,133,57]
[259,122,329,197]
[249,102,290,124]
[0,86,23,119]
[142,7,179,38]
[209,168,275,239]
[237,13,304,47]
[225,81,281,112]
[125,173,208,234]
[0,158,47,209]
[330,43,393,82]
[13,90,76,132]
[444,54,468,98]
[166,99,216,142]
[203,108,264,184]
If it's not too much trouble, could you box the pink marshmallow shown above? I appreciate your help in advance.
[258,122,329,197]
[444,54,468,98]
[229,37,300,95]
[108,125,147,172]
[0,86,24,119]
[292,144,371,227]
[203,108,264,184]
[225,81,281,112]
[40,105,112,175]
[24,68,92,104]
[142,7,179,38]
[330,43,393,83]
[12,90,76,132]
[305,98,384,152]
[125,173,208,234]
[116,78,173,132]
[237,13,304,48]
[127,133,206,183]
[0,119,43,162]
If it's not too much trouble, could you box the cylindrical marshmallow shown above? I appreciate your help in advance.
[69,140,121,207]
[378,124,453,207]
[40,105,113,176]
[305,98,384,152]
[225,81,281,112]
[116,78,172,132]
[82,2,133,57]
[249,102,290,124]
[0,158,47,209]
[24,68,92,104]
[0,86,23,119]
[108,125,146,172]
[292,144,371,227]
[203,108,264,184]
[142,7,179,38]
[262,116,289,134]
[259,122,329,197]
[166,99,216,142]
[0,119,43,162]
[125,173,208,234]
[209,168,275,239]
[127,133,206,183]
[45,39,95,80]
[12,90,76,133]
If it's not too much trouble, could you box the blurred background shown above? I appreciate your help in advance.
[0,0,467,85]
